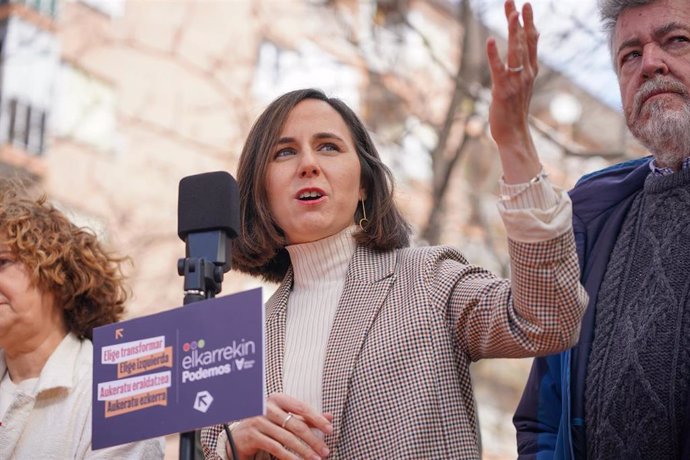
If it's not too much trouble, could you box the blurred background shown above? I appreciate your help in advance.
[0,0,647,458]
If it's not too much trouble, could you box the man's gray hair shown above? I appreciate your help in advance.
[599,0,655,66]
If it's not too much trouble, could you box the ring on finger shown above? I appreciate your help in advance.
[505,64,524,73]
[281,412,294,429]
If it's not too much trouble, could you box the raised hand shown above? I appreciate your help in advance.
[226,393,333,460]
[486,0,541,184]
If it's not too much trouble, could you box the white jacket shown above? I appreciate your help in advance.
[0,333,164,459]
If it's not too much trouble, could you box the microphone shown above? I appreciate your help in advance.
[176,171,240,460]
[177,171,240,299]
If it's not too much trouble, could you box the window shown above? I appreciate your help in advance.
[0,16,58,155]
[0,97,48,155]
[78,0,124,18]
[52,61,118,153]
[28,104,46,153]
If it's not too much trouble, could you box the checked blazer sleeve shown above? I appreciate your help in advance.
[427,229,587,362]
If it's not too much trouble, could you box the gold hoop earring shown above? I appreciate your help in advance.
[359,199,369,232]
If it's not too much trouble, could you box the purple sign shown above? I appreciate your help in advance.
[92,288,265,449]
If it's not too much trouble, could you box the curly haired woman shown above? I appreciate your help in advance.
[0,179,164,459]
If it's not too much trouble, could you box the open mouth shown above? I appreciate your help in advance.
[298,190,324,201]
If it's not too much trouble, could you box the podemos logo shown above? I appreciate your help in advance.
[180,337,256,384]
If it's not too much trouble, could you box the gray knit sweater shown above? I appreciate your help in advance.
[585,168,690,459]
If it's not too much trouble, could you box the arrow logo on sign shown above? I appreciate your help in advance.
[193,391,214,413]
[115,328,124,339]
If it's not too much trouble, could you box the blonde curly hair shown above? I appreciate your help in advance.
[0,179,128,340]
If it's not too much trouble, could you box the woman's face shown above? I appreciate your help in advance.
[265,99,364,245]
[0,244,61,350]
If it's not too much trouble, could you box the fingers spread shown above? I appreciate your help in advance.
[488,1,541,81]
[486,1,540,149]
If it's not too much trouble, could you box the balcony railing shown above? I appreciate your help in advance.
[0,97,48,156]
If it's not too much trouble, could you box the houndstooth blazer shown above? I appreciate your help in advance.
[201,231,587,459]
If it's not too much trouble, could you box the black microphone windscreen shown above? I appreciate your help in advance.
[177,171,240,241]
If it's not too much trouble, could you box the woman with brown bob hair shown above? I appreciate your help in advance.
[0,179,164,458]
[232,87,410,283]
[202,3,587,458]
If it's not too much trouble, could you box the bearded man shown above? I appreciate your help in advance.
[513,0,690,459]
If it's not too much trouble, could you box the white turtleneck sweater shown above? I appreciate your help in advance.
[283,226,358,414]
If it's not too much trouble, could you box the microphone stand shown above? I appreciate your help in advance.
[177,256,224,460]
[176,171,240,459]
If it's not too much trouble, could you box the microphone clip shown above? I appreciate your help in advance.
[177,256,225,305]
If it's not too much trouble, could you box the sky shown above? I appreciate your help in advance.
[474,0,622,109]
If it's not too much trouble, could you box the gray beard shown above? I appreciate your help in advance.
[628,81,690,170]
